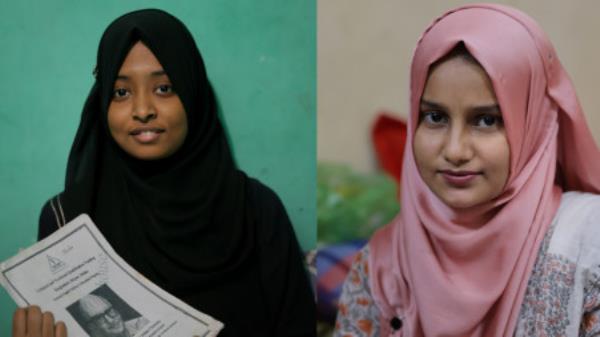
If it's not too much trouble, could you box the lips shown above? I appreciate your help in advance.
[439,170,482,187]
[129,127,165,143]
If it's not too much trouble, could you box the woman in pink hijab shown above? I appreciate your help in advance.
[334,4,600,337]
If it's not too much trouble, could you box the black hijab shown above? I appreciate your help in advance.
[62,8,255,297]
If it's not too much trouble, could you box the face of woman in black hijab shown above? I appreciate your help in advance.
[107,41,188,160]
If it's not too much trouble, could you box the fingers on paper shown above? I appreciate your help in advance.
[12,306,67,337]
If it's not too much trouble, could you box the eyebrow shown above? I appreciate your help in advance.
[420,99,445,111]
[420,99,501,114]
[115,70,167,81]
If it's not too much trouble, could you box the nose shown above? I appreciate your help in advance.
[443,124,473,166]
[132,91,156,123]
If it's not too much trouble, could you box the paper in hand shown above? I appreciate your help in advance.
[0,214,223,337]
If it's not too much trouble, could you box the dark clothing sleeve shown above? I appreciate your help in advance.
[249,179,316,337]
[38,199,59,241]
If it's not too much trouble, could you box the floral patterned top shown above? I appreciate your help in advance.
[334,192,600,337]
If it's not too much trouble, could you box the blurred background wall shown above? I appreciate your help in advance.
[0,0,315,329]
[319,0,600,173]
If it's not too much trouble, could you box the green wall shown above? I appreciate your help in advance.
[0,0,315,329]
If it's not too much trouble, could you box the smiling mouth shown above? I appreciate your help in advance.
[130,128,165,143]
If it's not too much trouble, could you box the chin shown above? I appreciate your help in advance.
[437,190,484,209]
[442,198,479,209]
[126,149,170,161]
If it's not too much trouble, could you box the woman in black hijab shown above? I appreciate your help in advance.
[12,9,315,337]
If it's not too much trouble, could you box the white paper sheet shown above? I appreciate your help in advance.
[0,214,224,337]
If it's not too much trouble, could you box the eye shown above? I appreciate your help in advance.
[106,308,119,317]
[155,84,174,95]
[474,114,503,128]
[420,111,448,126]
[112,88,129,100]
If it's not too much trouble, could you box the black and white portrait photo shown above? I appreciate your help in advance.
[67,284,149,337]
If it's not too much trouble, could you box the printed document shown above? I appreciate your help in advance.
[0,214,224,337]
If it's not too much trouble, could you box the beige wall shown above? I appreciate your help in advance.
[318,0,600,172]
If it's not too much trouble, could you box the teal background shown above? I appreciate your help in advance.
[0,0,315,329]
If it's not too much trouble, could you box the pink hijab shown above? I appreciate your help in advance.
[368,4,600,337]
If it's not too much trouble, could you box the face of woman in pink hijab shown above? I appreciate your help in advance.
[413,55,510,209]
